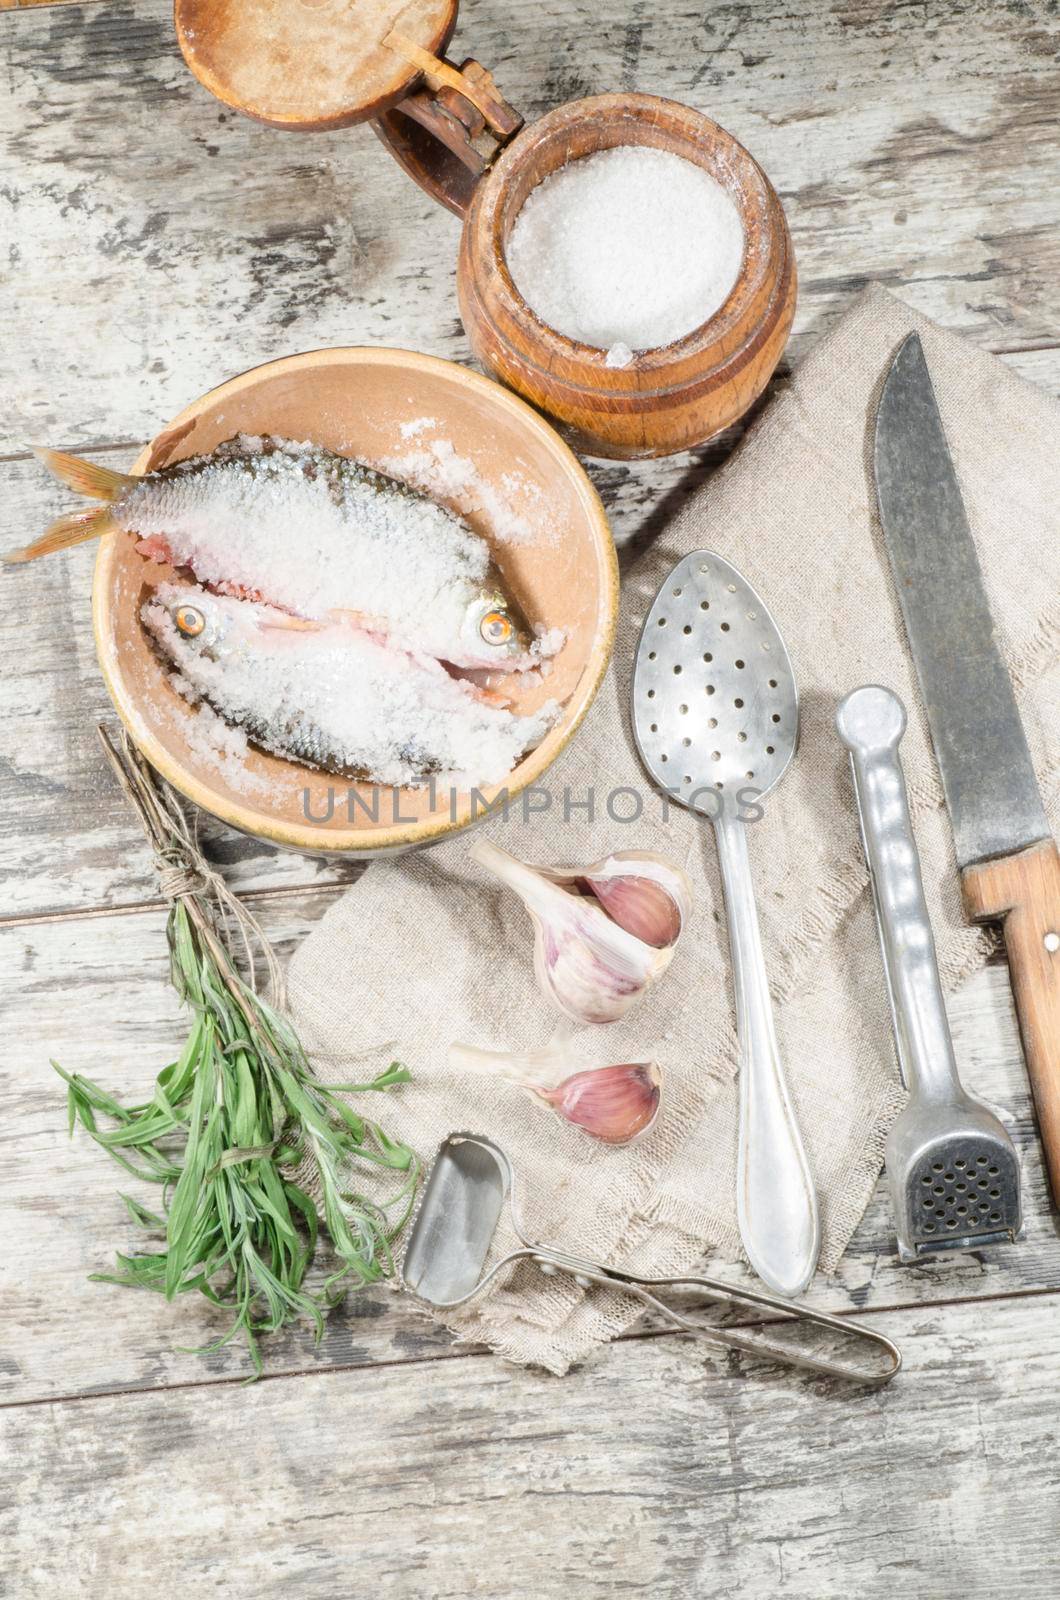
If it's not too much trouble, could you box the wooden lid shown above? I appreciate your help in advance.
[175,0,458,130]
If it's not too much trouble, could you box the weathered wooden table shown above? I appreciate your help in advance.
[2,2,1058,1593]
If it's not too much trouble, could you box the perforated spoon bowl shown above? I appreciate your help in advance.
[632,549,820,1297]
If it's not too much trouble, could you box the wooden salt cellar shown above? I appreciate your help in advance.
[176,0,796,459]
[458,94,795,458]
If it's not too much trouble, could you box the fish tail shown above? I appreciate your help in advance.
[32,446,134,502]
[4,507,117,563]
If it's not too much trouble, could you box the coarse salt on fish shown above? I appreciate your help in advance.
[141,582,561,790]
[17,436,562,674]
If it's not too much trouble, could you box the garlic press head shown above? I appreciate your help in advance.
[887,1098,1022,1262]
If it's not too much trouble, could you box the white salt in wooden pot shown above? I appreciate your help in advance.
[93,349,617,856]
[176,2,796,459]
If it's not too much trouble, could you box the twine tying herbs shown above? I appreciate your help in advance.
[101,729,285,1003]
[54,726,419,1375]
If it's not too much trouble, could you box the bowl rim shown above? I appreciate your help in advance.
[92,345,618,855]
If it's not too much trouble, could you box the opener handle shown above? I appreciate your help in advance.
[836,685,961,1103]
[713,810,820,1297]
[963,840,1060,1204]
[532,1249,901,1386]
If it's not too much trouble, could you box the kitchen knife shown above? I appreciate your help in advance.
[874,332,1060,1202]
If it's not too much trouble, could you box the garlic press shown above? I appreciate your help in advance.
[403,1132,901,1385]
[837,685,1022,1260]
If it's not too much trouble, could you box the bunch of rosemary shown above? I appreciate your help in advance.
[55,728,419,1374]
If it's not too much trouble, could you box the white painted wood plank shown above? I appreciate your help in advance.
[1,0,1058,454]
[3,333,1058,919]
[0,889,457,1399]
[2,885,1054,1402]
[3,0,1058,917]
[3,1289,1060,1599]
[3,1,109,10]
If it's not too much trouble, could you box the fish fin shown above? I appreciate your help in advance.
[328,607,384,631]
[258,612,324,633]
[4,508,117,563]
[32,446,134,502]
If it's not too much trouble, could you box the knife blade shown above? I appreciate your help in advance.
[874,331,1060,1204]
[875,332,1050,868]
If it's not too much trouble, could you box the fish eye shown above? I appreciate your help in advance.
[174,603,206,638]
[480,608,514,647]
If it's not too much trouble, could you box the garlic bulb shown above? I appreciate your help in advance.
[450,1042,662,1145]
[470,839,691,1025]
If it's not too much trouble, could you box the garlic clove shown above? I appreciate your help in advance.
[574,852,691,949]
[470,839,690,1026]
[535,897,669,1024]
[448,1039,565,1087]
[580,875,676,947]
[448,1042,663,1146]
[532,1062,662,1144]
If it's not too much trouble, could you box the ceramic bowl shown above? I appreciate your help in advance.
[93,347,617,856]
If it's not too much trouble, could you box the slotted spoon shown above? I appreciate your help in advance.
[632,549,820,1297]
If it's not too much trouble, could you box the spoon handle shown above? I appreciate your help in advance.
[713,809,820,1297]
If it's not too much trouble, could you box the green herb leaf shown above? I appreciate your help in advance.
[57,729,420,1376]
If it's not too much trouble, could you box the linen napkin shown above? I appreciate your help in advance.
[288,285,1060,1372]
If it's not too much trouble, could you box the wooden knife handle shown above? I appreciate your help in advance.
[962,839,1060,1204]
